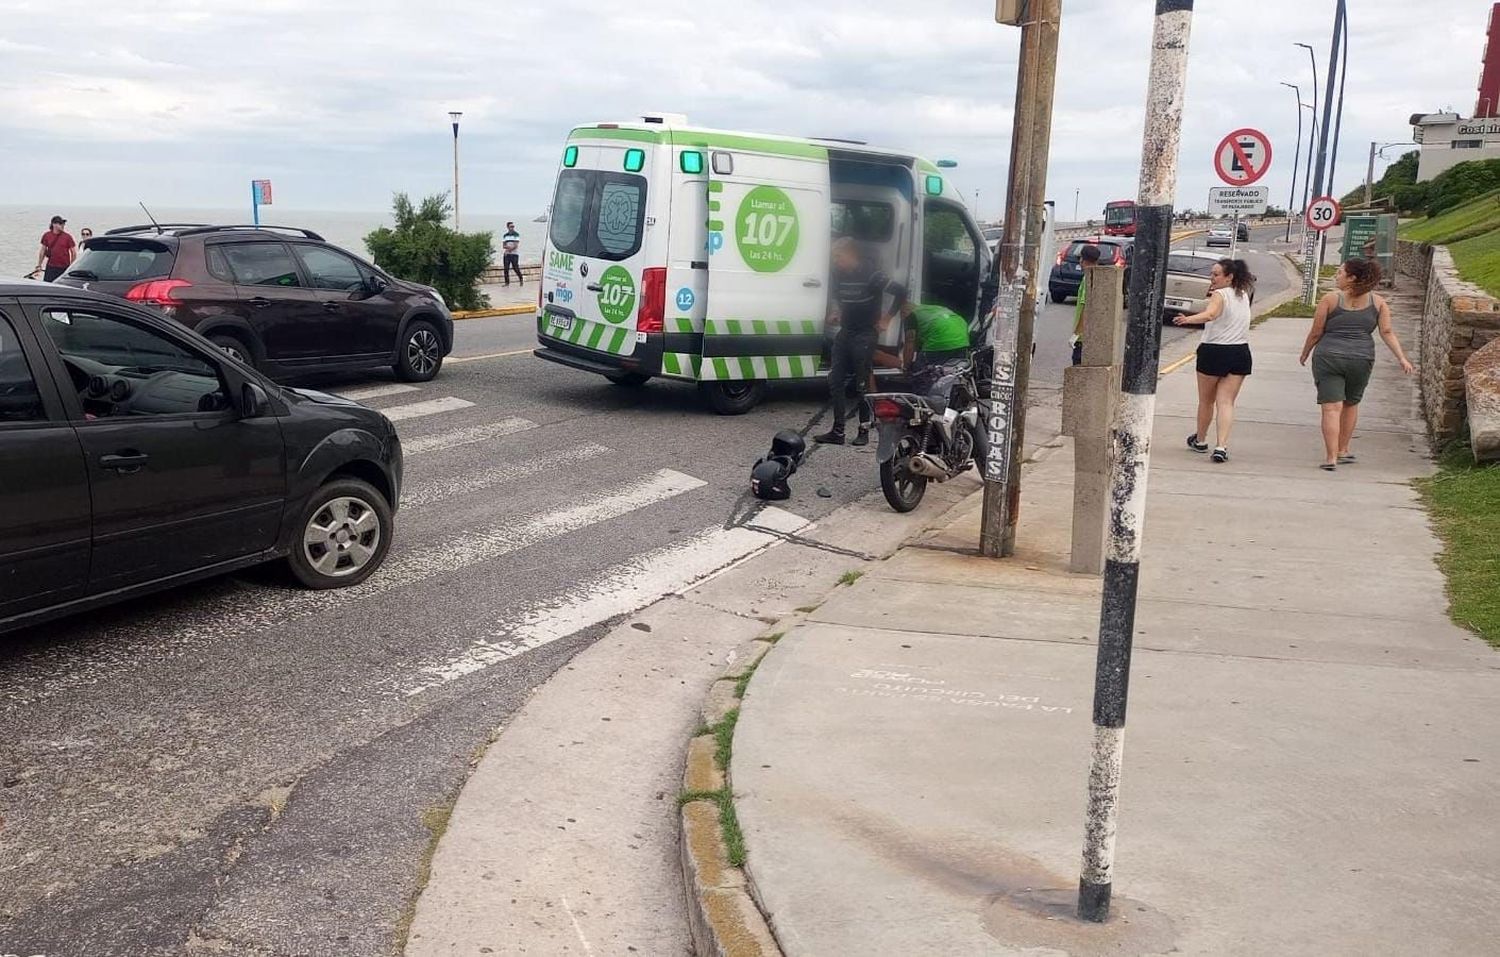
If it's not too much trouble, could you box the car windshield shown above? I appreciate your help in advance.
[68,239,174,281]
[1104,206,1134,225]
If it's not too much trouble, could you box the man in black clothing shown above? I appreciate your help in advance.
[816,239,901,446]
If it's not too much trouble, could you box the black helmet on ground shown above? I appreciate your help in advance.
[750,456,794,501]
[770,429,806,467]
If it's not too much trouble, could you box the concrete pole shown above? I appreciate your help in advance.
[1304,2,1342,305]
[1077,0,1193,923]
[979,0,1062,558]
[1365,141,1377,207]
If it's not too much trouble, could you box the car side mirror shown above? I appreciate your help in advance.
[366,275,389,295]
[240,381,270,419]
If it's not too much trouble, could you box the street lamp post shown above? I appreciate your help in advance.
[1280,82,1303,242]
[1074,187,1080,222]
[449,111,463,230]
[1295,42,1319,224]
[1326,1,1349,199]
[1365,141,1420,206]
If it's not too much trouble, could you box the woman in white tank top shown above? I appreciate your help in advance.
[1172,259,1255,463]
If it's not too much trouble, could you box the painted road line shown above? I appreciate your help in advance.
[332,383,420,402]
[402,417,539,455]
[1159,352,1196,377]
[402,506,810,696]
[403,444,613,509]
[447,348,534,364]
[3,469,709,709]
[382,396,475,422]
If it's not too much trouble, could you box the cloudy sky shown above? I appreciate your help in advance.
[0,0,1489,221]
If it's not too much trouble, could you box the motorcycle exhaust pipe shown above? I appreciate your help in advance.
[907,453,952,480]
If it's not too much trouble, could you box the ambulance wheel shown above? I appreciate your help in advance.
[699,380,766,415]
[607,372,651,388]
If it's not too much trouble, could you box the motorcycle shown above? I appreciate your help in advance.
[867,356,989,513]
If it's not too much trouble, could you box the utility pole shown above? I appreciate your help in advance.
[980,0,1062,558]
[1074,187,1081,222]
[449,110,464,230]
[1304,1,1344,305]
[1365,140,1377,207]
[1077,0,1194,923]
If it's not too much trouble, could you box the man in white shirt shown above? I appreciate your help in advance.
[502,222,522,286]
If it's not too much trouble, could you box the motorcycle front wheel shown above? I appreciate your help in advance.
[880,452,929,513]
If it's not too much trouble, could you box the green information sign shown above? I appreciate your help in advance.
[735,185,800,273]
[597,265,637,325]
[1341,215,1379,261]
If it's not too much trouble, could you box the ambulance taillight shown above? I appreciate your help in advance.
[638,267,666,334]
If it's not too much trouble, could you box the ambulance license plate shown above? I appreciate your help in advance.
[550,315,573,333]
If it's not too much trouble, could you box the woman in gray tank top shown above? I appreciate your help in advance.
[1298,258,1414,471]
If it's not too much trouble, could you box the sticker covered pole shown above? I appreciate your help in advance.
[1076,0,1193,924]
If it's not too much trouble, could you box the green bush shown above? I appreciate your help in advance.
[365,193,493,311]
[1343,150,1418,209]
[1426,159,1500,217]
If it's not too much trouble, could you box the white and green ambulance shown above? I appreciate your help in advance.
[533,113,992,414]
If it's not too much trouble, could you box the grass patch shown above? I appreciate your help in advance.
[837,569,865,586]
[1415,445,1500,648]
[1400,189,1500,244]
[1259,298,1317,319]
[794,604,820,614]
[1448,227,1500,298]
[396,798,458,950]
[732,659,761,699]
[680,706,750,867]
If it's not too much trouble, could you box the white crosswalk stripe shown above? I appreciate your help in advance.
[403,444,613,509]
[332,383,420,402]
[401,506,811,696]
[383,396,475,422]
[401,417,540,455]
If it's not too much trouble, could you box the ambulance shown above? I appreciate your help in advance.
[533,114,993,414]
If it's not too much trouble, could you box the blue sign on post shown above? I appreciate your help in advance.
[251,179,273,225]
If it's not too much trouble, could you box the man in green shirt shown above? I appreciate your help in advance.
[1071,243,1101,365]
[895,301,972,372]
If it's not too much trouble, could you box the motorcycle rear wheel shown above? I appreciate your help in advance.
[880,455,929,513]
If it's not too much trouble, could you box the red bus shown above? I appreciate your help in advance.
[1103,200,1137,236]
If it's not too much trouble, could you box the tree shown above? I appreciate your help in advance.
[1342,149,1419,209]
[365,193,494,311]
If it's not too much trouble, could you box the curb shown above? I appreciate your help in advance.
[679,635,784,957]
[451,304,535,321]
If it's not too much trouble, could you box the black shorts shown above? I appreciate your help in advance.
[1196,343,1252,378]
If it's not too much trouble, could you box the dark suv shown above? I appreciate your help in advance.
[1048,236,1133,303]
[0,281,402,635]
[57,225,453,383]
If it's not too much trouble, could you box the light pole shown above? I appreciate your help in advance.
[1280,82,1304,242]
[1365,141,1420,206]
[1326,1,1349,199]
[1074,187,1080,222]
[1295,42,1319,222]
[449,110,463,230]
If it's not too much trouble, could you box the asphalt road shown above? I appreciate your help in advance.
[0,226,1292,956]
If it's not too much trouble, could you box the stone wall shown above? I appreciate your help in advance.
[1395,239,1430,289]
[1416,247,1500,445]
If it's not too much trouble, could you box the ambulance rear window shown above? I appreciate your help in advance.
[548,168,647,262]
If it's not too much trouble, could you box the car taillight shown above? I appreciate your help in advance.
[872,398,905,421]
[1056,249,1066,265]
[125,278,192,306]
[638,267,666,334]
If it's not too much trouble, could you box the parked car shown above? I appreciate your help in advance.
[1048,237,1132,304]
[57,225,454,383]
[1162,249,1254,324]
[1236,220,1251,242]
[1205,226,1233,248]
[0,281,402,636]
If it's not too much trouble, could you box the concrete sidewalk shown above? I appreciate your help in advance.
[733,307,1500,954]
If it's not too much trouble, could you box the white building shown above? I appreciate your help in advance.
[1410,111,1500,180]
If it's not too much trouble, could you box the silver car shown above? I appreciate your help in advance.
[1205,226,1233,248]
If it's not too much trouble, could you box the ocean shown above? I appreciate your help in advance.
[1,205,549,277]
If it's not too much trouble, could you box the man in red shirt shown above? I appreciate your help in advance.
[33,215,76,282]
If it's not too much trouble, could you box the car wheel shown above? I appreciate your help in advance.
[395,320,444,382]
[699,380,766,415]
[606,372,652,388]
[1050,291,1067,304]
[288,478,393,589]
[210,333,256,369]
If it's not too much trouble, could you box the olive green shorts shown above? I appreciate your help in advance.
[1312,353,1374,405]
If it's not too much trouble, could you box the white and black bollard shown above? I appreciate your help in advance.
[1077,0,1195,924]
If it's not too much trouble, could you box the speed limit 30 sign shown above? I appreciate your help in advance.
[1306,195,1341,231]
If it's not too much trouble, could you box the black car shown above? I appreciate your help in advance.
[1236,220,1251,242]
[1048,237,1132,303]
[0,281,402,636]
[56,224,453,383]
